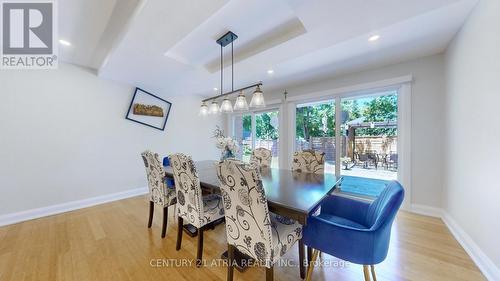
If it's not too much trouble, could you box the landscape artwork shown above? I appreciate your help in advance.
[125,88,171,130]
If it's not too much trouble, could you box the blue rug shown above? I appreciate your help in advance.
[339,176,389,197]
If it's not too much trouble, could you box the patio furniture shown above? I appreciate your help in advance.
[386,153,398,170]
[355,152,370,168]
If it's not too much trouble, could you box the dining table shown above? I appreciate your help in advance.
[164,160,341,277]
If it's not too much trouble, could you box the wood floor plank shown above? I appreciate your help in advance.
[0,196,486,281]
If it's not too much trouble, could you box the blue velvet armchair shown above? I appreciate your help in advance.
[303,181,404,281]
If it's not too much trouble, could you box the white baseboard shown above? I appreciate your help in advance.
[441,212,500,281]
[0,187,148,227]
[410,204,443,218]
[407,205,499,281]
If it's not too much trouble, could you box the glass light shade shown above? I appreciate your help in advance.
[220,98,233,113]
[233,91,249,111]
[249,85,265,108]
[208,101,220,114]
[199,102,208,116]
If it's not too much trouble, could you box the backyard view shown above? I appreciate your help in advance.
[296,92,398,197]
[232,91,398,197]
[234,111,280,168]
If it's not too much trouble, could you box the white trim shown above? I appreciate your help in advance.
[398,83,412,210]
[0,187,148,227]
[286,75,413,102]
[334,96,341,177]
[406,206,499,280]
[442,212,500,281]
[410,204,443,218]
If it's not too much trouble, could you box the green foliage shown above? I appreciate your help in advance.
[296,94,398,139]
[242,112,279,140]
[296,102,336,140]
[256,111,279,140]
[357,95,397,136]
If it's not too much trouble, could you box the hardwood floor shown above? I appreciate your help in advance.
[0,196,485,281]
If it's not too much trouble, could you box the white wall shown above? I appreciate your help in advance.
[443,0,500,278]
[267,54,446,208]
[0,63,222,216]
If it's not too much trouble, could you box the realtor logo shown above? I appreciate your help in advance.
[1,0,57,69]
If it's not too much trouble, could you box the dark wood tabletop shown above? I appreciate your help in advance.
[164,160,341,225]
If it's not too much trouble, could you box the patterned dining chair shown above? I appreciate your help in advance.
[292,150,325,174]
[168,153,224,267]
[216,159,303,281]
[250,147,272,167]
[141,151,176,238]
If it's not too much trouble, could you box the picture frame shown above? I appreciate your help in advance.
[125,88,172,131]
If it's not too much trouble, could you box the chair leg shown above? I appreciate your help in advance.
[298,239,305,279]
[370,265,377,281]
[147,201,154,228]
[227,244,235,281]
[363,265,371,281]
[196,227,204,267]
[161,206,168,238]
[305,249,319,281]
[176,217,183,251]
[307,246,313,264]
[266,266,274,281]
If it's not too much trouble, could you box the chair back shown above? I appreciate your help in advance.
[216,159,274,267]
[169,153,205,228]
[292,150,325,174]
[141,151,170,206]
[250,147,272,167]
[365,181,404,229]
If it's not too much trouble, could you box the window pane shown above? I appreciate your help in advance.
[295,100,335,173]
[339,92,398,197]
[255,111,279,168]
[233,114,252,162]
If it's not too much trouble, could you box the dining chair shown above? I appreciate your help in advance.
[141,151,177,238]
[168,153,224,267]
[292,150,325,174]
[303,181,404,281]
[250,147,272,167]
[216,159,304,281]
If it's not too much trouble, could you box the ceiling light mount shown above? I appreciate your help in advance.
[216,31,238,47]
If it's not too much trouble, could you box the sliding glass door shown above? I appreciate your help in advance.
[232,109,280,168]
[336,92,398,197]
[295,100,336,173]
[293,90,399,198]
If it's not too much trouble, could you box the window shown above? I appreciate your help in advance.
[232,109,280,168]
[295,100,335,173]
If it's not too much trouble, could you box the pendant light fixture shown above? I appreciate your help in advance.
[220,98,233,113]
[199,102,209,116]
[234,90,249,111]
[250,85,265,108]
[200,31,265,114]
[209,101,220,114]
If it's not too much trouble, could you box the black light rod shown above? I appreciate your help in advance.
[202,82,262,103]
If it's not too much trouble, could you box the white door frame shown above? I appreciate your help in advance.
[283,75,413,210]
[228,103,283,168]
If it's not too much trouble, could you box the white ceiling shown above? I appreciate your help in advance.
[60,0,478,97]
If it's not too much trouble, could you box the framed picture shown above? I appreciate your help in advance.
[125,88,172,131]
